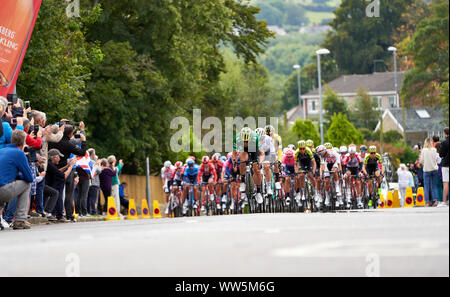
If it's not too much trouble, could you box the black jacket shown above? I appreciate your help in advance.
[48,136,87,168]
[440,136,449,167]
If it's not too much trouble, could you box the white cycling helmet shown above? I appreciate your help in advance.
[255,127,265,139]
[348,146,357,154]
[332,147,339,154]
[316,145,327,157]
[164,161,172,168]
[287,144,296,151]
[339,146,348,154]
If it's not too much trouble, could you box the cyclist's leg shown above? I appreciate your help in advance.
[251,158,263,202]
[284,175,291,197]
[263,161,273,195]
[238,152,249,193]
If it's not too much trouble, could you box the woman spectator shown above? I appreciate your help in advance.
[397,164,414,207]
[435,142,444,204]
[99,158,116,214]
[420,138,441,207]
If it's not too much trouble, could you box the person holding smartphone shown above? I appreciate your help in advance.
[0,99,25,149]
[48,124,87,222]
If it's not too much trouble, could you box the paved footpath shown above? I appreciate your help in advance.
[0,207,448,277]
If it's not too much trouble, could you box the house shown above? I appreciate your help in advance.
[286,71,405,125]
[374,107,446,146]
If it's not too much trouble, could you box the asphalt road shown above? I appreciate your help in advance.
[0,207,448,277]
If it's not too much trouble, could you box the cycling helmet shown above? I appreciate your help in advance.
[164,161,172,168]
[324,142,332,150]
[265,125,275,136]
[348,146,357,154]
[202,156,210,164]
[220,156,227,163]
[332,147,339,154]
[339,146,348,154]
[287,144,296,151]
[255,127,265,139]
[240,127,253,142]
[187,159,194,167]
[175,161,183,168]
[189,156,196,161]
[306,139,314,147]
[298,140,307,149]
[285,149,294,159]
[316,145,327,157]
[369,145,377,153]
[213,152,221,159]
[360,145,368,152]
[227,152,233,159]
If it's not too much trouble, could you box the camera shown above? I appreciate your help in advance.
[7,94,18,105]
[25,101,30,109]
[74,133,81,139]
[24,147,38,163]
[29,124,39,136]
[11,118,17,125]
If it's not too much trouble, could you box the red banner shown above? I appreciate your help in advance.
[0,0,42,98]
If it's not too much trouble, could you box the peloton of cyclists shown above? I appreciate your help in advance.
[161,130,388,215]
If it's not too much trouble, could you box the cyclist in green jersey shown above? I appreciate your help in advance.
[362,145,384,199]
[232,127,265,204]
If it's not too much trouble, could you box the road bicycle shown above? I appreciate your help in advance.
[184,183,199,217]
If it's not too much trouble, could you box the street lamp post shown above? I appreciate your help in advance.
[293,64,305,119]
[388,47,399,107]
[388,46,405,137]
[316,48,330,144]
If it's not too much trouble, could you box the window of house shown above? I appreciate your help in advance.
[311,100,316,111]
[372,96,382,109]
[416,109,431,119]
[389,96,396,108]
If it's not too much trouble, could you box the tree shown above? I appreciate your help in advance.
[80,0,274,172]
[323,86,349,125]
[321,0,411,75]
[440,81,449,125]
[17,0,103,121]
[85,41,171,174]
[280,68,314,111]
[351,87,381,131]
[400,0,449,105]
[217,50,278,119]
[325,113,364,147]
[291,119,321,146]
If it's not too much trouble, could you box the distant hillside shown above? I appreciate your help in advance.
[253,0,340,28]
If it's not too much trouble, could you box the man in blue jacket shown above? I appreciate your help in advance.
[0,130,34,230]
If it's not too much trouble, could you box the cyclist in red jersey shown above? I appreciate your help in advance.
[210,155,224,206]
[198,156,217,212]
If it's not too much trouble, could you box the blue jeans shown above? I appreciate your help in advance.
[34,178,45,213]
[87,185,100,215]
[51,179,66,219]
[423,170,438,203]
[2,197,17,223]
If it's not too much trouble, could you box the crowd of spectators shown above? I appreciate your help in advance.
[403,127,449,207]
[0,95,125,231]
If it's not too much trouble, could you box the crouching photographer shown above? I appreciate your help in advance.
[0,130,34,230]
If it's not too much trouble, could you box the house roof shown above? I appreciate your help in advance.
[375,107,445,132]
[302,72,405,98]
